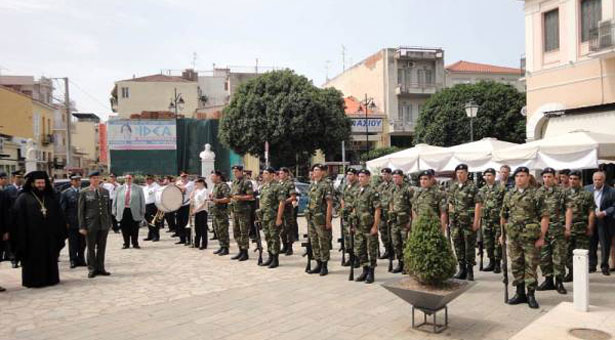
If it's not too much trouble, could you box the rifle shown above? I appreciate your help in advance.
[478,226,484,271]
[253,210,264,266]
[339,211,346,265]
[501,222,509,303]
[301,233,313,273]
[387,211,395,273]
[348,215,355,281]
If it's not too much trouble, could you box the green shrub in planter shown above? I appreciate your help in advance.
[404,214,456,286]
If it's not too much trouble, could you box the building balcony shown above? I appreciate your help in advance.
[395,47,444,60]
[388,120,416,133]
[395,83,438,96]
[589,20,615,58]
[41,134,54,146]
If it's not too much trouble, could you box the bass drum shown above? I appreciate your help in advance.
[155,185,184,213]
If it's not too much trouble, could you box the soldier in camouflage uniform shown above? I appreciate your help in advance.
[353,169,381,284]
[411,170,447,230]
[478,168,506,273]
[306,164,334,276]
[377,168,395,260]
[341,168,359,267]
[500,167,549,309]
[256,168,285,268]
[277,168,298,256]
[210,170,231,256]
[558,169,571,190]
[230,165,255,261]
[447,164,482,281]
[536,168,567,294]
[563,170,596,282]
[389,169,414,273]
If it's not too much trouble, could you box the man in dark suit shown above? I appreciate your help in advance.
[585,171,615,275]
[61,175,86,268]
[3,170,23,268]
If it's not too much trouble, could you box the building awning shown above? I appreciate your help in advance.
[544,105,615,138]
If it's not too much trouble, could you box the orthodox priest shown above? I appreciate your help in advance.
[11,171,67,288]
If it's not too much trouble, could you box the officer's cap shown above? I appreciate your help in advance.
[455,164,469,172]
[513,167,530,176]
[541,167,556,176]
[419,170,433,179]
[558,169,571,176]
[231,164,244,171]
[311,164,326,171]
[263,167,276,174]
[11,170,23,177]
[0,172,7,178]
[69,174,82,180]
[88,171,101,178]
[346,168,357,175]
[380,168,392,174]
[392,169,404,176]
[484,168,496,175]
[569,170,582,178]
[358,169,371,176]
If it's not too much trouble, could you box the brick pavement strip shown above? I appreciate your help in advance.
[1,218,614,340]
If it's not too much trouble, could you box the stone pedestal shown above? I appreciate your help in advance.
[199,143,215,190]
[573,249,589,312]
[25,138,38,174]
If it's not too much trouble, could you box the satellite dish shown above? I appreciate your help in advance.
[520,106,527,117]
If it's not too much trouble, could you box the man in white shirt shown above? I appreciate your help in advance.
[102,174,120,233]
[191,178,209,249]
[143,175,161,242]
[175,171,194,245]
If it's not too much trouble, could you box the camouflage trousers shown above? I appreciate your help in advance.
[213,210,230,248]
[566,223,590,270]
[308,211,332,262]
[451,221,477,266]
[391,212,411,260]
[379,210,390,251]
[539,224,566,278]
[232,209,251,250]
[262,213,281,255]
[355,225,379,268]
[280,205,298,244]
[482,218,502,261]
[507,225,540,289]
[341,212,355,254]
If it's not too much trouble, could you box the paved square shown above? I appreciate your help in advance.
[1,218,614,340]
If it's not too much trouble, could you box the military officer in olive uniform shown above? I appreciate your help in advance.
[478,168,506,273]
[389,169,413,273]
[563,170,596,282]
[536,167,568,294]
[210,170,231,256]
[257,168,285,268]
[230,165,254,261]
[78,171,113,279]
[377,168,395,260]
[341,168,359,267]
[448,164,482,281]
[278,167,298,256]
[60,175,86,268]
[411,170,447,229]
[352,169,381,284]
[306,164,334,276]
[500,167,549,309]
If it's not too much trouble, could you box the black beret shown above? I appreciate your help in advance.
[88,171,101,177]
[558,169,571,175]
[513,167,529,176]
[569,170,582,177]
[311,164,326,171]
[0,172,7,178]
[541,167,556,176]
[211,170,224,177]
[346,168,357,175]
[358,169,371,176]
[11,170,23,176]
[195,177,206,184]
[279,167,290,173]
[69,174,82,180]
[392,169,404,176]
[455,164,468,172]
[263,167,276,174]
[419,170,433,178]
[484,168,496,175]
[231,165,244,171]
[381,168,392,174]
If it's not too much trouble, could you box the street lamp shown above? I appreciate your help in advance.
[357,94,376,160]
[169,88,185,117]
[465,101,479,142]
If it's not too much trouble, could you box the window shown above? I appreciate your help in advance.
[397,69,403,84]
[417,70,424,85]
[405,68,412,85]
[544,9,560,52]
[121,87,130,98]
[425,70,433,85]
[581,0,601,42]
[397,103,404,120]
[405,104,413,123]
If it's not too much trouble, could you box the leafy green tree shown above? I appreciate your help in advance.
[219,70,351,167]
[415,81,526,146]
[359,146,402,163]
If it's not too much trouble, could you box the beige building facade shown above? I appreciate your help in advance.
[445,60,525,92]
[524,0,615,140]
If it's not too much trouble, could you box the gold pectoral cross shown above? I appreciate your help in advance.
[41,206,47,218]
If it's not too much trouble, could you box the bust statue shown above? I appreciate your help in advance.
[199,143,215,161]
[25,139,37,161]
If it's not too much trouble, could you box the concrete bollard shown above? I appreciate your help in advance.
[573,249,589,312]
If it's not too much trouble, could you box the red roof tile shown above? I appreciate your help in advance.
[119,74,193,83]
[344,96,378,116]
[446,60,522,75]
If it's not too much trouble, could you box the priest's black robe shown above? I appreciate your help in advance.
[12,191,67,288]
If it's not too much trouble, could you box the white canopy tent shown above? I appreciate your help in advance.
[365,144,450,173]
[492,130,615,170]
[434,138,519,172]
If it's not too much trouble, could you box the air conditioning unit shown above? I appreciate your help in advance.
[407,61,415,68]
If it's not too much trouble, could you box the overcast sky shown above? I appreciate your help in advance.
[0,0,525,120]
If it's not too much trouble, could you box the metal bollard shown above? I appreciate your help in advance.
[573,249,589,312]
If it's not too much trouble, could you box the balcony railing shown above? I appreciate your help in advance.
[590,20,615,52]
[395,83,439,96]
[389,120,416,132]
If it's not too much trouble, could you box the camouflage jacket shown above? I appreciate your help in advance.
[377,180,395,212]
[258,181,284,217]
[537,185,566,227]
[230,177,254,212]
[447,180,481,224]
[307,178,333,214]
[501,187,548,239]
[411,185,447,219]
[341,180,359,215]
[211,181,231,214]
[565,186,596,225]
[278,179,296,207]
[479,183,506,221]
[354,184,381,228]
[390,183,414,215]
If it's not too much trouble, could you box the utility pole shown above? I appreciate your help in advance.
[64,77,72,168]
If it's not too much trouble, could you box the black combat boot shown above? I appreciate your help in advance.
[261,252,273,266]
[527,288,539,309]
[454,263,467,280]
[70,260,76,269]
[320,261,328,276]
[285,243,293,256]
[493,260,501,274]
[280,243,288,254]
[379,246,391,260]
[308,261,322,274]
[536,276,555,291]
[213,247,222,254]
[238,249,249,261]
[466,264,474,281]
[392,260,404,274]
[563,270,573,282]
[268,254,279,269]
[218,247,229,256]
[353,259,361,268]
[483,258,495,272]
[194,238,200,249]
[507,283,528,305]
[231,251,242,260]
[365,267,375,284]
[555,277,567,295]
[355,266,369,282]
[342,257,351,267]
